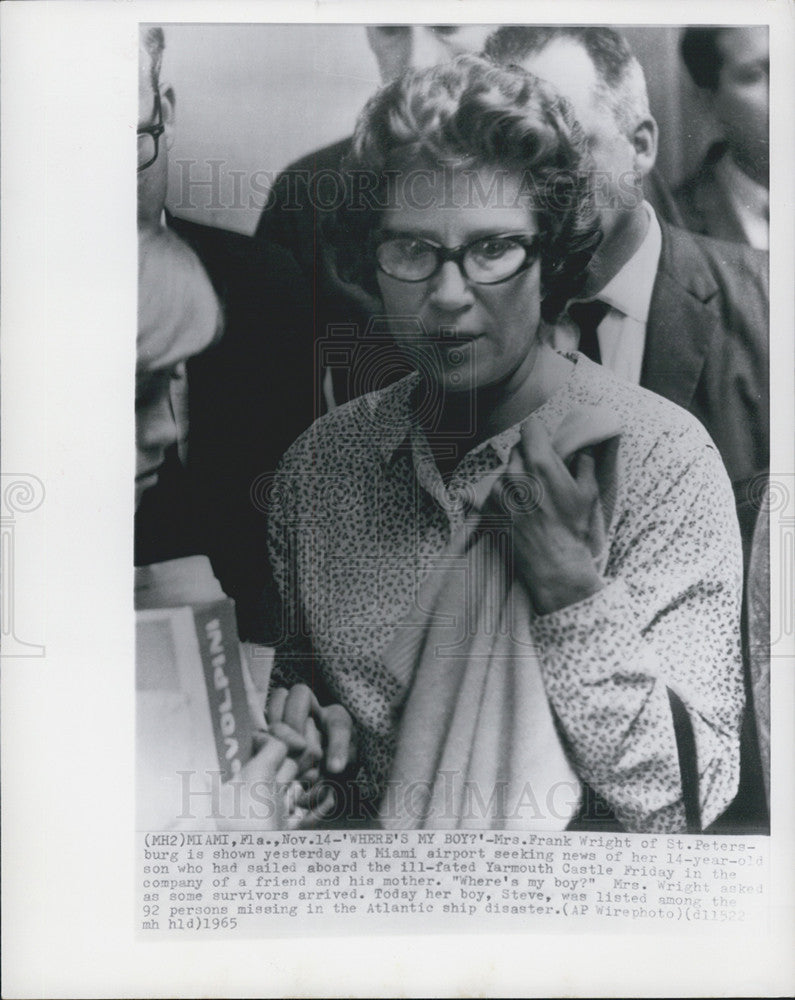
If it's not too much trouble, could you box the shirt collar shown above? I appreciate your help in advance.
[375,374,523,469]
[715,152,769,224]
[592,201,662,323]
[481,425,521,464]
[374,375,418,465]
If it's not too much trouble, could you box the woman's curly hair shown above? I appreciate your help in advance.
[325,54,601,323]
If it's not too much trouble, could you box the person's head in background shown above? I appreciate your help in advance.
[366,24,494,81]
[680,26,769,188]
[138,26,176,230]
[485,27,657,290]
[135,26,221,510]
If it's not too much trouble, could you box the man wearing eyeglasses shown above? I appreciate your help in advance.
[136,58,221,520]
[136,26,314,641]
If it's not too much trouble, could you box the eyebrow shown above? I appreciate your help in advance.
[379,227,538,243]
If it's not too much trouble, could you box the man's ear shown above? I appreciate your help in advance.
[160,83,176,150]
[631,116,658,177]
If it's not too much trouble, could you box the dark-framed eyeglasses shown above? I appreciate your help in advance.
[375,232,541,285]
[137,92,165,172]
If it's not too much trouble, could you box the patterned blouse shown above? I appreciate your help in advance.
[267,354,744,832]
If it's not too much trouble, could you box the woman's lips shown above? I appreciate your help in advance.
[436,331,483,343]
[404,332,484,354]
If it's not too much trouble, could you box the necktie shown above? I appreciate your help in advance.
[568,300,609,364]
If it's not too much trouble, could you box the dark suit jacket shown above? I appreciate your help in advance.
[135,215,315,639]
[644,166,686,229]
[256,138,350,283]
[644,221,769,834]
[674,143,752,246]
[643,221,768,521]
[255,139,411,408]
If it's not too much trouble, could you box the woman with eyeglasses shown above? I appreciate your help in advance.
[265,56,744,833]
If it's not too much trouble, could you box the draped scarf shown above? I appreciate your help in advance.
[378,405,622,830]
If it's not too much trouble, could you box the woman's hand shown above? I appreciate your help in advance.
[214,733,299,831]
[493,419,606,615]
[267,684,356,775]
[266,684,357,827]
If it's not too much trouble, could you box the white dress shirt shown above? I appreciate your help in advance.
[553,202,663,385]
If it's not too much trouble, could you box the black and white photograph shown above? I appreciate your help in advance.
[3,2,793,997]
[135,21,769,835]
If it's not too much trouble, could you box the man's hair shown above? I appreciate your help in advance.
[325,55,601,322]
[484,26,651,136]
[680,28,727,91]
[141,26,165,93]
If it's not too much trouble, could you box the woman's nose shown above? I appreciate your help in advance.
[428,260,475,311]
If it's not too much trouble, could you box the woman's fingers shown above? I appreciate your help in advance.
[298,766,321,788]
[488,422,607,615]
[309,787,337,818]
[285,780,337,830]
[573,450,600,506]
[283,779,304,816]
[519,419,573,496]
[321,703,355,774]
[512,421,600,522]
[274,755,299,786]
[268,685,320,759]
[251,727,269,753]
[214,735,291,831]
[214,730,346,831]
[241,733,287,781]
[303,716,323,757]
[486,421,572,523]
[266,685,356,780]
[294,786,337,829]
[283,683,321,733]
[267,720,308,755]
[293,716,324,776]
[266,686,289,726]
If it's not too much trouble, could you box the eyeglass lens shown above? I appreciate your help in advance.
[377,236,531,283]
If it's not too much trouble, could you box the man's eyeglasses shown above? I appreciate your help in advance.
[137,92,165,172]
[375,232,541,285]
